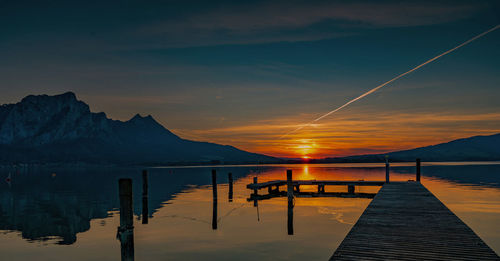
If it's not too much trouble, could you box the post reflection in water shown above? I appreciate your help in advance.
[1,164,499,260]
[288,199,294,236]
[117,178,135,261]
[212,169,218,230]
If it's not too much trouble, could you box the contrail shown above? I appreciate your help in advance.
[281,24,500,138]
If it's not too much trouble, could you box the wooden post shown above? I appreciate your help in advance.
[253,177,258,207]
[228,172,233,202]
[287,170,294,235]
[212,169,217,230]
[142,170,148,224]
[416,158,421,182]
[119,179,133,231]
[348,185,355,194]
[385,156,390,183]
[118,179,134,261]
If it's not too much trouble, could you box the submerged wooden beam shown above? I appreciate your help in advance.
[331,182,499,260]
[247,191,376,201]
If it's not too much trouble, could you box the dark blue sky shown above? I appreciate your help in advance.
[1,0,499,157]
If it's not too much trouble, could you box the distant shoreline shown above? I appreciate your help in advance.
[2,160,500,169]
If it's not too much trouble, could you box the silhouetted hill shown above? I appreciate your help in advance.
[0,92,277,165]
[322,133,500,162]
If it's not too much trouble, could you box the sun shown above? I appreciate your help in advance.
[292,139,318,159]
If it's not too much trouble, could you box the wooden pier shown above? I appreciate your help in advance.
[331,182,500,260]
[247,162,499,260]
[247,180,384,194]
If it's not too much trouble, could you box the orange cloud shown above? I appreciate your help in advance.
[172,111,500,159]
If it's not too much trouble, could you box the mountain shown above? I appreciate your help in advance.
[0,92,278,165]
[322,133,500,163]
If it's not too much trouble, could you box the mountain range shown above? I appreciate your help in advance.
[1,92,498,165]
[319,133,500,163]
[0,92,277,165]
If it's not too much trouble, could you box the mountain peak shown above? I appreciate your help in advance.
[57,91,77,99]
[0,92,277,164]
[129,114,157,124]
[21,91,77,104]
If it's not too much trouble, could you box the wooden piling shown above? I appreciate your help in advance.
[118,179,134,261]
[212,169,217,230]
[119,179,133,229]
[253,177,258,207]
[385,156,390,183]
[416,158,421,182]
[348,185,355,194]
[286,170,293,198]
[228,172,233,202]
[287,170,294,235]
[212,170,217,199]
[142,170,148,224]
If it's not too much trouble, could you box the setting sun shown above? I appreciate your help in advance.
[291,139,319,158]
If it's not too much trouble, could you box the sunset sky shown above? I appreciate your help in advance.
[1,0,499,158]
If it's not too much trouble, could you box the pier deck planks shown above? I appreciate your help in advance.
[330,182,499,260]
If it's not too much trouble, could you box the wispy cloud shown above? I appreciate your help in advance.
[137,1,485,47]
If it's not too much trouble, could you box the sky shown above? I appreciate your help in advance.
[1,0,499,158]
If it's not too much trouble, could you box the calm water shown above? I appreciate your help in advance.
[0,163,499,260]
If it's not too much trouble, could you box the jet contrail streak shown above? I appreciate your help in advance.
[281,24,500,138]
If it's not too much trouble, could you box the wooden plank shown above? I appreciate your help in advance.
[331,182,499,260]
[246,180,285,189]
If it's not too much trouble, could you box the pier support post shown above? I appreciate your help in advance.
[253,177,258,207]
[348,185,355,194]
[118,179,134,261]
[253,177,258,195]
[228,172,233,202]
[287,169,294,235]
[142,170,148,224]
[385,156,390,183]
[212,169,217,230]
[416,158,421,182]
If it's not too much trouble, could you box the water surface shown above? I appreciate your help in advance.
[0,162,499,260]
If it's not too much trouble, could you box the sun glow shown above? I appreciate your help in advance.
[292,139,318,158]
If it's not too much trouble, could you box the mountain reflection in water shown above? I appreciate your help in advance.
[0,163,499,260]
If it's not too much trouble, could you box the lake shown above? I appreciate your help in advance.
[0,162,499,260]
